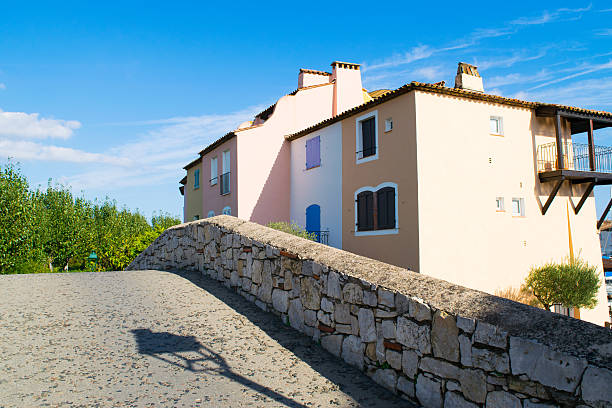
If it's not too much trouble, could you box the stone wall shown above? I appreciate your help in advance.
[127,216,612,408]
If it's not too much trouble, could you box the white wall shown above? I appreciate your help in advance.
[290,122,343,248]
[414,91,609,326]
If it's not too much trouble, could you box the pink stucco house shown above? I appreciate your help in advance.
[181,61,370,225]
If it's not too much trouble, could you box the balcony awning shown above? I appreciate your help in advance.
[536,105,612,134]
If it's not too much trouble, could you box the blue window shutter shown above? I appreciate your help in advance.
[312,136,321,167]
[305,138,312,169]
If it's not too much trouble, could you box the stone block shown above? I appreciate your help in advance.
[581,365,612,408]
[335,303,351,324]
[416,374,442,408]
[432,310,460,362]
[363,290,378,307]
[374,309,397,318]
[342,283,363,304]
[366,342,377,360]
[300,277,321,310]
[419,357,459,380]
[377,288,395,307]
[230,270,240,287]
[317,310,333,327]
[444,392,479,408]
[304,309,317,327]
[320,334,343,357]
[386,349,402,370]
[382,319,396,339]
[456,315,476,333]
[459,368,487,403]
[509,337,586,393]
[459,334,472,367]
[341,335,365,370]
[396,316,431,354]
[397,376,415,398]
[446,380,461,392]
[473,322,507,349]
[301,260,314,276]
[358,308,376,342]
[336,324,352,334]
[271,289,289,313]
[402,350,419,379]
[485,391,521,408]
[372,369,397,392]
[326,270,342,299]
[321,297,334,313]
[395,293,410,314]
[409,297,432,322]
[257,267,273,303]
[472,347,509,374]
[251,260,263,284]
[288,298,304,332]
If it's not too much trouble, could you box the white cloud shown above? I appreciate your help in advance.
[363,46,433,71]
[477,49,548,70]
[1,105,264,192]
[486,70,553,88]
[0,109,81,139]
[510,5,592,25]
[515,77,612,110]
[595,28,612,36]
[528,60,612,90]
[0,83,5,90]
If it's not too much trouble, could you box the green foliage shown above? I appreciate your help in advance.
[0,162,181,274]
[525,257,601,311]
[266,221,317,241]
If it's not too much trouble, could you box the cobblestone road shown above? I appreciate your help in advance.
[0,270,413,407]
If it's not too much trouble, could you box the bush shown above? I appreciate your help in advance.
[525,257,601,311]
[266,221,317,241]
[495,285,542,308]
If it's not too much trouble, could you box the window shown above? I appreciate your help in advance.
[207,210,215,218]
[512,198,525,217]
[222,206,231,216]
[356,191,374,231]
[496,197,505,212]
[490,116,503,135]
[193,215,199,221]
[355,183,398,235]
[210,157,218,186]
[194,169,200,189]
[305,136,321,169]
[377,187,396,229]
[356,111,378,163]
[385,118,393,132]
[220,151,230,195]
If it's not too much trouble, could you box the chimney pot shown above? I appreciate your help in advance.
[454,62,484,92]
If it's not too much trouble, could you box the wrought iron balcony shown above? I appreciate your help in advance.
[219,172,230,195]
[311,230,329,245]
[537,142,612,173]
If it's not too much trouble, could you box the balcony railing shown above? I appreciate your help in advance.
[219,172,230,195]
[537,142,612,173]
[310,230,329,245]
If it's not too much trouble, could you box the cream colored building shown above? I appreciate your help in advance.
[288,63,612,326]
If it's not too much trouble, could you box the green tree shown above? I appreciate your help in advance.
[266,221,317,241]
[525,257,601,311]
[0,163,37,273]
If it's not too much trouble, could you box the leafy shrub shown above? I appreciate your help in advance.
[495,285,542,308]
[525,257,601,311]
[266,221,317,241]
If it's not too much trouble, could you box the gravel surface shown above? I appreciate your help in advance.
[0,270,414,407]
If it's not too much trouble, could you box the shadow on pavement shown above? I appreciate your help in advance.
[161,269,414,407]
[131,327,311,408]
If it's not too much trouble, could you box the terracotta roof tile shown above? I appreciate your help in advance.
[300,68,331,76]
[285,81,612,141]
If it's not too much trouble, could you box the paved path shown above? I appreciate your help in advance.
[0,270,413,407]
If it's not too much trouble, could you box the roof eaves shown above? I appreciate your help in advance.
[183,156,202,171]
[198,131,237,156]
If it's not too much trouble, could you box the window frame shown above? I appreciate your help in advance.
[210,157,218,186]
[511,197,525,217]
[490,116,504,136]
[354,182,398,236]
[355,110,379,164]
[495,197,505,212]
[194,169,200,189]
[384,117,393,133]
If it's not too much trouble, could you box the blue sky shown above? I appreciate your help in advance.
[1,1,611,219]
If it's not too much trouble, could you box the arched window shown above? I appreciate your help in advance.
[207,210,215,218]
[355,183,398,234]
[222,206,231,216]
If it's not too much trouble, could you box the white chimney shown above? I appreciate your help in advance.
[454,62,484,93]
[298,69,331,88]
[331,61,364,116]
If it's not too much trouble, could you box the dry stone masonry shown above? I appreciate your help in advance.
[127,216,612,408]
